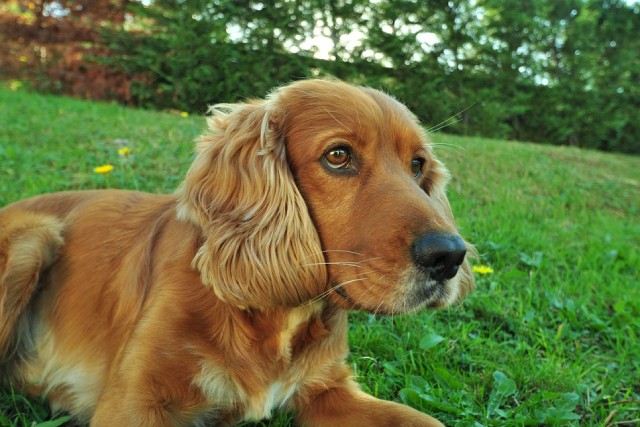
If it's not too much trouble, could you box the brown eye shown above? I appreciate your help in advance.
[324,146,352,169]
[411,158,424,178]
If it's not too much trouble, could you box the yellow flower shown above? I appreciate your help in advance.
[94,164,114,174]
[118,147,132,156]
[473,265,494,275]
[19,56,28,63]
[9,80,23,91]
[180,111,189,118]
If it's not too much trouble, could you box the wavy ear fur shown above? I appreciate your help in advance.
[176,97,327,309]
[422,152,476,299]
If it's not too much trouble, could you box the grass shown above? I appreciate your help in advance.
[1,84,639,426]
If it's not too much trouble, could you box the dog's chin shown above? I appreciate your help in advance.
[404,280,457,312]
[327,270,461,315]
[402,269,462,312]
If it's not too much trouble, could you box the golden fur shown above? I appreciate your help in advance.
[0,79,474,426]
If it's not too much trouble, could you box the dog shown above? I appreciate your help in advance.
[0,79,474,426]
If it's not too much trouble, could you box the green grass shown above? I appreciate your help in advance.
[1,84,639,426]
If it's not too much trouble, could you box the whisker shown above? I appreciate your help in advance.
[426,117,463,134]
[322,106,351,132]
[298,249,365,262]
[430,142,463,148]
[429,142,465,154]
[425,102,477,135]
[425,116,458,134]
[297,256,382,270]
[322,249,365,256]
[298,262,365,268]
[303,271,374,305]
[302,277,369,306]
[335,277,369,287]
[368,274,389,315]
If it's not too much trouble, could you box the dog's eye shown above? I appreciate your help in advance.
[324,147,352,169]
[411,158,424,178]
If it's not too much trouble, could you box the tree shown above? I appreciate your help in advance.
[3,0,638,152]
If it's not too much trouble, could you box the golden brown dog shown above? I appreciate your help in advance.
[0,79,474,426]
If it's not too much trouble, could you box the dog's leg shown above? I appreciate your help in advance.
[92,379,234,427]
[0,211,64,356]
[296,377,444,427]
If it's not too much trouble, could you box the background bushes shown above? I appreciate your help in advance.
[1,0,638,153]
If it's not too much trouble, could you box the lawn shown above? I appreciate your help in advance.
[1,85,638,426]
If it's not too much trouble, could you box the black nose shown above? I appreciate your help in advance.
[411,232,467,281]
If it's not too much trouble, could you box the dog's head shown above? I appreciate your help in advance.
[177,79,474,313]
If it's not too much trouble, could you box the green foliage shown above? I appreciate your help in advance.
[92,0,640,153]
[486,371,517,418]
[2,85,639,426]
[0,386,70,427]
[100,0,319,112]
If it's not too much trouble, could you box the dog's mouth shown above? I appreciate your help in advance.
[403,265,462,310]
[414,280,447,304]
[328,268,460,314]
[331,284,373,312]
[410,277,454,310]
[333,285,350,301]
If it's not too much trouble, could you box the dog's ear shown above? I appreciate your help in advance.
[176,98,327,309]
[422,155,476,299]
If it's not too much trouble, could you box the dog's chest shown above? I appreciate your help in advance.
[194,303,325,421]
[194,367,300,421]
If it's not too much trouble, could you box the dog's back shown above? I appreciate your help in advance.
[0,190,190,419]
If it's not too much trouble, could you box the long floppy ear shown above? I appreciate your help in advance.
[176,97,327,309]
[422,153,476,299]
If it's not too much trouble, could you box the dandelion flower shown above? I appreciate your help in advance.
[473,265,494,275]
[180,112,189,118]
[9,80,23,91]
[94,164,114,174]
[118,147,132,156]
